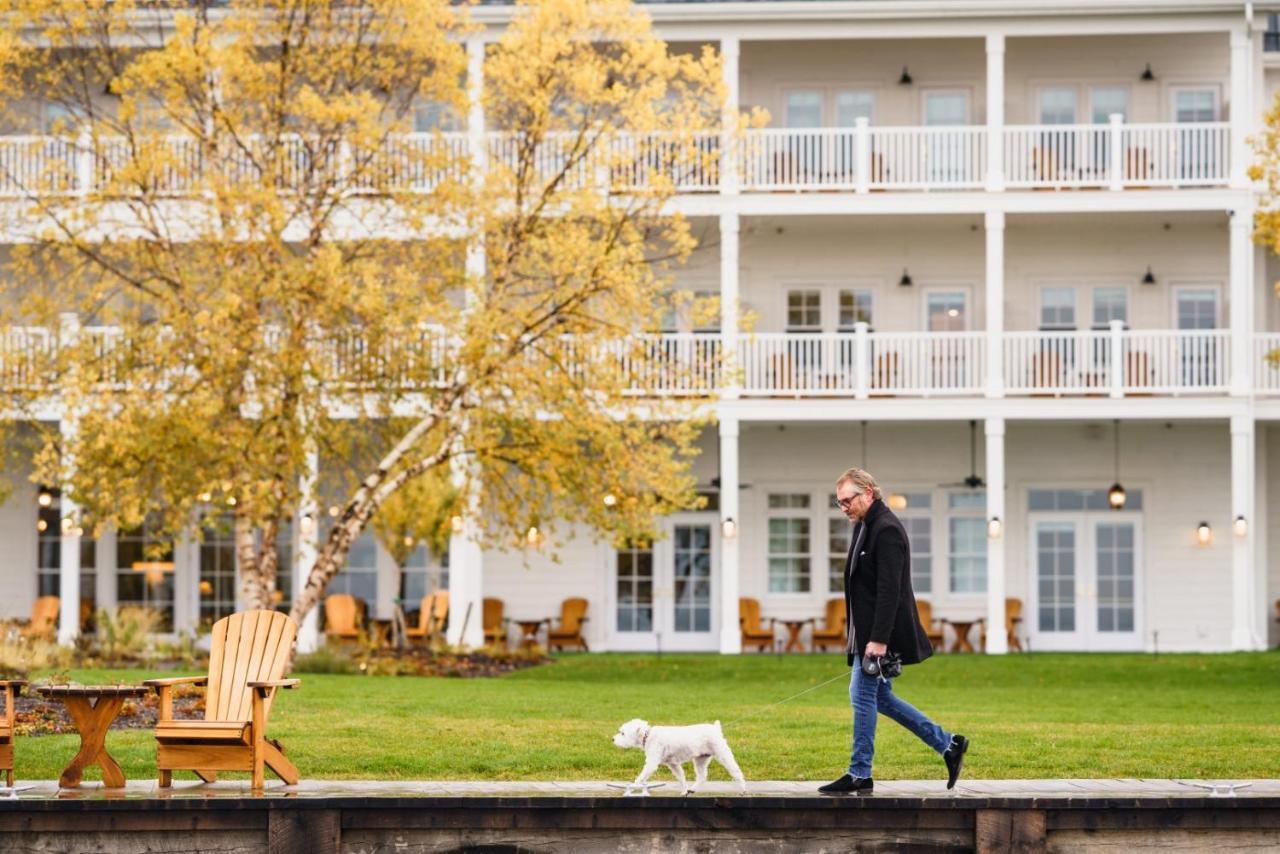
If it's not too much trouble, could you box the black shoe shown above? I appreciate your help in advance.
[817,774,873,795]
[943,735,969,790]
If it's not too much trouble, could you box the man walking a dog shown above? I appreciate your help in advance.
[819,467,969,795]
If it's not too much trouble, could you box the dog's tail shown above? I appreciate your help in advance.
[714,720,722,731]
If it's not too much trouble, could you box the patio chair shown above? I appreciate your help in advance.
[979,597,1024,653]
[483,597,507,647]
[739,597,776,652]
[546,598,589,651]
[916,600,945,651]
[323,593,362,643]
[146,609,300,790]
[405,591,449,645]
[9,596,59,641]
[809,598,847,652]
[0,679,26,786]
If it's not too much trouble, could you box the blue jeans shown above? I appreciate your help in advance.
[848,655,952,778]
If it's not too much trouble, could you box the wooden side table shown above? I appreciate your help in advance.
[942,620,978,654]
[36,684,148,788]
[514,619,547,650]
[780,619,810,653]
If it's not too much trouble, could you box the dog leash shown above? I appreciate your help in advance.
[720,668,853,728]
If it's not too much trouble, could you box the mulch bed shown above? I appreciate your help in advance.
[11,686,204,737]
[350,647,552,678]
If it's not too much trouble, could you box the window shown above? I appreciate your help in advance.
[828,499,850,593]
[1174,88,1217,123]
[898,492,934,594]
[399,543,438,610]
[834,91,874,127]
[926,291,968,331]
[1091,288,1128,328]
[1038,87,1077,125]
[1267,14,1280,52]
[616,542,654,632]
[1090,87,1129,123]
[198,513,237,628]
[1028,488,1144,512]
[768,493,811,593]
[1175,288,1218,330]
[924,91,968,126]
[947,492,986,594]
[838,289,873,329]
[326,528,378,617]
[785,91,823,128]
[692,290,721,333]
[116,520,175,630]
[35,488,96,622]
[786,290,822,331]
[1040,287,1076,330]
[413,101,457,133]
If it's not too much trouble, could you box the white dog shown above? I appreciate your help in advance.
[612,718,747,796]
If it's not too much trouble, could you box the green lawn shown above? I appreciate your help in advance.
[17,651,1280,784]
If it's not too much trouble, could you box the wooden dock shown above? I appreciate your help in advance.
[1,779,1277,852]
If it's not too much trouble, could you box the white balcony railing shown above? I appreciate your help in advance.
[1004,326,1230,395]
[0,327,1255,399]
[1004,121,1230,189]
[1256,334,1280,395]
[738,328,985,396]
[0,121,1232,198]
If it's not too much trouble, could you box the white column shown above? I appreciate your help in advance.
[718,417,741,654]
[984,210,1005,398]
[57,422,81,647]
[720,37,740,197]
[1230,415,1260,651]
[1230,26,1252,190]
[1230,205,1255,396]
[985,34,1005,192]
[467,38,486,175]
[720,213,740,400]
[984,418,1007,654]
[446,482,484,649]
[293,446,320,653]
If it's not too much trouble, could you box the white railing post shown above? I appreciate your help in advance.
[854,117,870,194]
[854,322,870,399]
[75,124,93,196]
[1109,319,1125,397]
[1108,114,1124,191]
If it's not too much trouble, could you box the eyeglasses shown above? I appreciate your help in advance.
[834,493,863,510]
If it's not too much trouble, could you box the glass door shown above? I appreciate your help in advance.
[609,515,718,651]
[1029,515,1142,651]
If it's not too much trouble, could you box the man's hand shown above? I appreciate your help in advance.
[864,641,887,658]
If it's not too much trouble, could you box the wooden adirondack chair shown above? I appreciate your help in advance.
[17,596,59,641]
[483,597,507,646]
[145,609,300,790]
[916,600,945,650]
[0,679,27,786]
[405,591,448,644]
[809,598,847,652]
[546,598,589,651]
[739,597,776,652]
[323,593,362,643]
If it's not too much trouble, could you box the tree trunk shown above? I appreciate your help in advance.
[235,511,271,610]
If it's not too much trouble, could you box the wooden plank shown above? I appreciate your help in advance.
[225,611,260,721]
[205,615,229,719]
[156,722,250,741]
[158,743,255,771]
[0,812,266,832]
[268,808,338,854]
[1049,807,1280,831]
[252,613,289,721]
[236,610,273,721]
[976,809,1012,854]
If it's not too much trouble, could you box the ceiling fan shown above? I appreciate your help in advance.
[938,420,985,490]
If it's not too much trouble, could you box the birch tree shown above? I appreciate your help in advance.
[0,0,724,626]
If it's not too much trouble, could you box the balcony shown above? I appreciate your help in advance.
[3,325,1266,400]
[0,121,1233,200]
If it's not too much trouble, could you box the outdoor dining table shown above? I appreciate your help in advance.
[514,619,546,650]
[780,619,809,653]
[942,620,979,653]
[36,684,148,788]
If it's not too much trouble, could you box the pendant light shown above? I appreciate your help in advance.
[1107,419,1126,510]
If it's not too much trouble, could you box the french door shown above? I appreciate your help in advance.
[609,514,719,652]
[1029,514,1143,651]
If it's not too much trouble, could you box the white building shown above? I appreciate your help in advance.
[3,0,1280,655]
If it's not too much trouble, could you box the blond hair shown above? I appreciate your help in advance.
[835,467,882,500]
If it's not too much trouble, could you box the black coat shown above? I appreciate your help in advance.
[843,498,934,667]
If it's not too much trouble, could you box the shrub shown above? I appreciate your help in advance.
[93,606,165,665]
[0,633,73,676]
[293,643,361,675]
